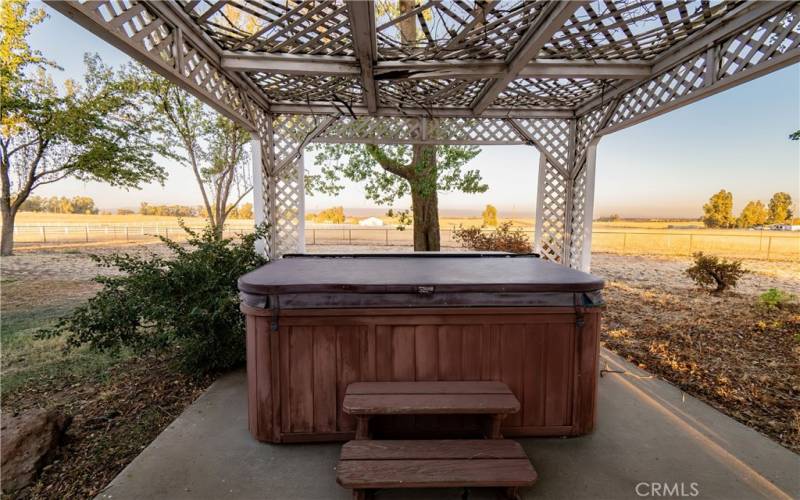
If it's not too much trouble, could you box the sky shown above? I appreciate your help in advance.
[25,2,800,219]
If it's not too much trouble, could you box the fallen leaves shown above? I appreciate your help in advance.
[1,352,213,500]
[599,270,800,453]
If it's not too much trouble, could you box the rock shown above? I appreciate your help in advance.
[1,408,71,493]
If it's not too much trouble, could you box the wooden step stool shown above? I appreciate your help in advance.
[336,381,537,499]
[337,439,537,500]
[343,381,520,439]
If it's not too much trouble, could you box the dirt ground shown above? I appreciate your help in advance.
[1,245,798,498]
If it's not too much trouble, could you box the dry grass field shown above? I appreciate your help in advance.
[7,212,800,260]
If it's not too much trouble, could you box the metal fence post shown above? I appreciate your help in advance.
[348,229,352,245]
[766,236,772,260]
[622,233,627,253]
[385,228,389,246]
[312,229,316,245]
[41,226,46,243]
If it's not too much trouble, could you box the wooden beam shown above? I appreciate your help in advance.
[222,52,359,75]
[346,0,378,113]
[472,1,586,115]
[222,53,651,80]
[519,59,650,79]
[268,103,574,119]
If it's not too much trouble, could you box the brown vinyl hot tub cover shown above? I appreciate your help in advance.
[238,254,604,310]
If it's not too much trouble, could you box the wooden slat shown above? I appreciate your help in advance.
[337,459,537,489]
[312,326,336,433]
[437,325,463,380]
[545,323,573,426]
[337,326,362,432]
[343,394,519,415]
[288,326,313,432]
[523,324,547,427]
[500,325,526,428]
[340,439,528,461]
[414,325,438,381]
[347,381,512,395]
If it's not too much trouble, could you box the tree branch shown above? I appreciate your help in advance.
[365,144,411,179]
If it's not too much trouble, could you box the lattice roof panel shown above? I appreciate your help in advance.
[494,77,619,108]
[52,0,800,121]
[541,0,742,61]
[180,0,355,55]
[378,78,489,107]
[375,0,550,61]
[249,73,363,103]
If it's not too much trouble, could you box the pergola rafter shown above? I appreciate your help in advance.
[46,0,800,269]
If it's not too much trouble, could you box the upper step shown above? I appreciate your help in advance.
[343,381,520,416]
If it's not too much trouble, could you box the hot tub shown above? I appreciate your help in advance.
[238,254,604,443]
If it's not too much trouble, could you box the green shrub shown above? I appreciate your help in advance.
[685,252,747,293]
[758,288,797,309]
[40,223,268,372]
[452,222,532,254]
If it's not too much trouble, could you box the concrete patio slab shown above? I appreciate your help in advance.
[97,350,798,500]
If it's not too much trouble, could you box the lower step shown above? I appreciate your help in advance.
[337,439,537,493]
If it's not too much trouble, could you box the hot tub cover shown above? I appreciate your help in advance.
[239,254,604,310]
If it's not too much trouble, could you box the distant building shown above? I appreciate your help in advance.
[358,217,385,227]
[773,224,800,232]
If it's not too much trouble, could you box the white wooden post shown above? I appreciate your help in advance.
[297,151,306,253]
[579,140,600,272]
[250,133,267,256]
[533,153,547,255]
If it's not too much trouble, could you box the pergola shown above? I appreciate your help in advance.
[47,0,800,269]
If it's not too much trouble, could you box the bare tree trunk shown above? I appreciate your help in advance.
[1,205,16,256]
[411,188,440,251]
[408,144,440,251]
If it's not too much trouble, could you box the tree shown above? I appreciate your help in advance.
[308,143,483,250]
[306,3,485,251]
[702,190,735,228]
[237,202,253,219]
[736,200,768,228]
[767,192,793,224]
[134,68,252,237]
[0,0,166,255]
[482,204,498,226]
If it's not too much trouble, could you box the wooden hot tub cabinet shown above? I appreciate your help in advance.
[238,254,604,444]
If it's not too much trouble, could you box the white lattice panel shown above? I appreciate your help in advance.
[319,116,422,143]
[537,163,569,263]
[718,6,800,79]
[568,167,589,269]
[428,118,523,144]
[273,161,303,256]
[515,118,571,171]
[609,55,706,126]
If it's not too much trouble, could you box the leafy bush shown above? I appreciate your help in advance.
[452,222,532,254]
[685,252,748,293]
[41,223,268,372]
[758,288,797,310]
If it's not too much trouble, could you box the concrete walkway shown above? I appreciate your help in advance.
[98,350,798,500]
